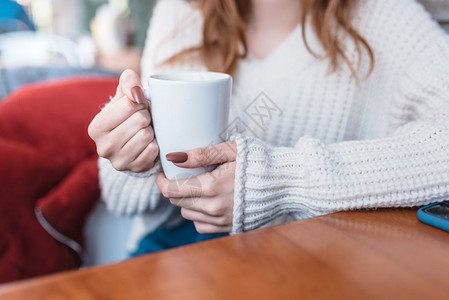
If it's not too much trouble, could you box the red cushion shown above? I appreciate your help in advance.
[0,77,118,283]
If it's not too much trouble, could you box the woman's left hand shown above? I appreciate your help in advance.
[156,141,237,234]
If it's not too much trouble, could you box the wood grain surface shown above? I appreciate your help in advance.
[1,208,448,299]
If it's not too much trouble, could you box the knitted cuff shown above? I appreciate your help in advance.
[123,158,162,178]
[98,157,162,216]
[231,134,248,234]
[231,134,314,234]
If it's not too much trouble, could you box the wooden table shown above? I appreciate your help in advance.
[1,208,449,299]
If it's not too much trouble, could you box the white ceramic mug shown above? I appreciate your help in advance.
[146,71,232,180]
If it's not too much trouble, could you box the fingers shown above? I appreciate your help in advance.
[119,127,155,160]
[156,174,228,217]
[156,172,204,198]
[108,109,153,149]
[89,94,147,136]
[116,69,143,101]
[91,69,148,135]
[181,208,232,227]
[125,140,159,172]
[92,108,158,173]
[95,115,153,159]
[117,70,150,109]
[193,221,230,234]
[88,69,158,173]
[166,141,237,168]
[110,138,159,172]
[157,172,215,200]
[156,162,235,200]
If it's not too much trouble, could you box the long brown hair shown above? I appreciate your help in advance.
[166,0,374,79]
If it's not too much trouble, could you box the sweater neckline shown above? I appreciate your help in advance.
[246,24,301,65]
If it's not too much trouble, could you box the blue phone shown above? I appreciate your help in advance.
[417,201,449,233]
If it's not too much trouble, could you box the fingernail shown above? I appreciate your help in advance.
[131,86,145,104]
[166,152,188,163]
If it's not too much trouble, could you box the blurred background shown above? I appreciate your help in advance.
[0,0,157,70]
[0,0,156,100]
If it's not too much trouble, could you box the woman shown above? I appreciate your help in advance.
[88,0,449,253]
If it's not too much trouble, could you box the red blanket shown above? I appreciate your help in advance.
[0,77,117,283]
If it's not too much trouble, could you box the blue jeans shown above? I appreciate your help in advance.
[131,219,228,256]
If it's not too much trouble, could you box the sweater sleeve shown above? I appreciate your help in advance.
[231,28,449,234]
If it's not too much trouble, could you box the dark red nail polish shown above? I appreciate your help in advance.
[166,152,188,163]
[131,86,145,104]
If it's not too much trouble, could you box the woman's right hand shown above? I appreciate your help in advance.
[88,69,159,173]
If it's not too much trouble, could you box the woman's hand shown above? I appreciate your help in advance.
[88,69,159,172]
[156,141,237,233]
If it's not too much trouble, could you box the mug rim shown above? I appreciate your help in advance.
[149,71,231,84]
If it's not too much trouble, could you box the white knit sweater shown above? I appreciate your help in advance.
[98,0,449,242]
